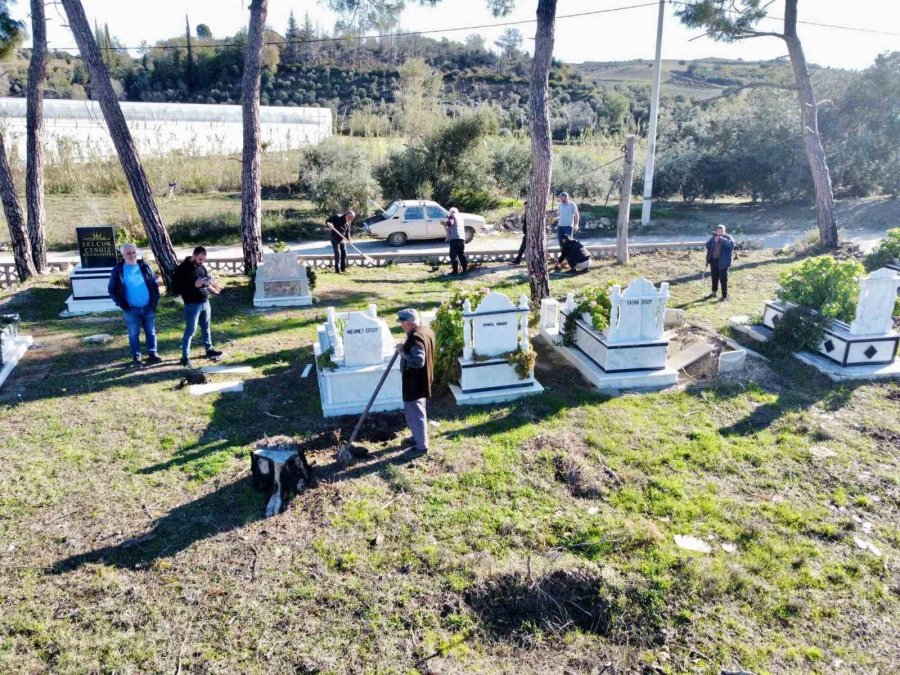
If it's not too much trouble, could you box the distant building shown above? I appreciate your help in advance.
[0,98,332,160]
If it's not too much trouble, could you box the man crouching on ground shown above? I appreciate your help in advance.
[396,308,435,459]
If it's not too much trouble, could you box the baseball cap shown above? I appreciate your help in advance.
[397,308,419,323]
[560,191,568,198]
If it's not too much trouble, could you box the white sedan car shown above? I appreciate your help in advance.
[362,200,488,246]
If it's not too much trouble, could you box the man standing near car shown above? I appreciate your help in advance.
[705,224,735,302]
[325,210,354,274]
[444,207,468,275]
[174,246,223,368]
[107,243,161,367]
[396,308,435,460]
[556,192,579,249]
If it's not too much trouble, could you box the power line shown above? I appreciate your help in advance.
[50,1,661,52]
[669,0,900,37]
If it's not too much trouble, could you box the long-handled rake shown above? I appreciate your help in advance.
[336,351,400,467]
[327,224,376,265]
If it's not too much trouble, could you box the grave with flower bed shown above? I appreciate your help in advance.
[735,256,900,381]
[539,278,678,391]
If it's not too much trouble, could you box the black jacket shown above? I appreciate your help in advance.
[173,257,210,304]
[327,214,351,243]
[107,260,160,311]
[558,238,590,268]
[401,326,435,401]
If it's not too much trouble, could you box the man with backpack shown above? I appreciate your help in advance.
[173,246,223,368]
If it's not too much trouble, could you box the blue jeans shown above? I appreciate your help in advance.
[556,225,573,248]
[182,300,212,357]
[123,306,157,359]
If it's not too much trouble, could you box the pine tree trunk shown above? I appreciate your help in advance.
[240,0,267,275]
[25,0,48,273]
[524,0,556,304]
[783,0,838,249]
[60,0,178,290]
[0,133,36,282]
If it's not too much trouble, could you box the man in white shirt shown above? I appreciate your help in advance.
[556,191,579,249]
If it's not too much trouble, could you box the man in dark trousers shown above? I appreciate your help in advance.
[557,234,592,274]
[325,210,354,274]
[705,224,735,302]
[107,243,161,367]
[174,246,223,368]
[513,201,527,266]
[444,207,468,275]
[396,308,435,459]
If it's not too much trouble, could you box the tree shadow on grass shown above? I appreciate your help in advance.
[683,357,861,437]
[50,475,261,572]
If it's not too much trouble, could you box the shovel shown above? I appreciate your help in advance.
[337,350,400,467]
[697,261,708,287]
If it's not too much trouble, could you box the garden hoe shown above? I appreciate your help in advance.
[337,350,400,467]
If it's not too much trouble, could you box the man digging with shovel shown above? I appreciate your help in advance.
[397,308,435,460]
[325,210,355,274]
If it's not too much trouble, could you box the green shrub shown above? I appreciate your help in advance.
[432,287,489,387]
[864,228,900,272]
[770,305,829,358]
[777,256,863,323]
[298,138,380,215]
[562,283,617,346]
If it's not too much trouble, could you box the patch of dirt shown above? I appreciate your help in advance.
[465,567,664,647]
[669,323,733,383]
[552,453,621,499]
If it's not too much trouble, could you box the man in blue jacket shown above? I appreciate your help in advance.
[705,224,735,302]
[107,243,161,367]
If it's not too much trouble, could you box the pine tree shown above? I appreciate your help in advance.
[283,10,300,66]
[300,11,315,61]
[185,15,195,88]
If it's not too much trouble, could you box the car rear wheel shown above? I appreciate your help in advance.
[387,232,408,247]
[464,226,475,244]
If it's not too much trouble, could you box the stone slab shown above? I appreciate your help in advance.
[723,337,770,362]
[669,341,715,371]
[449,380,544,406]
[793,351,900,382]
[731,322,773,343]
[60,295,119,317]
[664,308,686,328]
[200,365,253,375]
[0,335,32,390]
[253,295,313,308]
[718,350,747,372]
[189,380,245,396]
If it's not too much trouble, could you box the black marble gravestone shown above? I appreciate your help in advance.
[76,226,118,269]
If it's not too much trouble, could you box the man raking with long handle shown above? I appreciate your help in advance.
[325,210,375,269]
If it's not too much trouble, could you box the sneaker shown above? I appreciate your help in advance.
[145,353,163,366]
[719,296,729,303]
[131,358,144,368]
[205,349,223,359]
[179,356,193,368]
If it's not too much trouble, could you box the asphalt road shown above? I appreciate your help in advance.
[2,225,891,265]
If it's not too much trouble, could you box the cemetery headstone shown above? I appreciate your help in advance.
[452,291,543,405]
[343,311,392,367]
[0,313,34,390]
[849,268,900,336]
[62,226,120,316]
[76,226,118,268]
[253,251,313,307]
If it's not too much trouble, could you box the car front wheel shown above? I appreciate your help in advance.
[387,232,408,247]
[464,226,475,244]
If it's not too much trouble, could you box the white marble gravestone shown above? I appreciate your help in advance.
[850,268,900,336]
[539,278,677,391]
[314,304,402,417]
[0,314,33,390]
[450,291,543,405]
[253,251,312,307]
[756,266,900,381]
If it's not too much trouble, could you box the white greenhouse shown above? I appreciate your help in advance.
[0,98,332,160]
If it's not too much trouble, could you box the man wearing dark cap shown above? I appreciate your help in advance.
[325,210,355,274]
[396,308,435,459]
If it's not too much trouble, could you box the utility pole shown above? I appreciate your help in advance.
[641,0,665,226]
[617,135,635,265]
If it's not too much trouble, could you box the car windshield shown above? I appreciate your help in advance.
[382,201,401,218]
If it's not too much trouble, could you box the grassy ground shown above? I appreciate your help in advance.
[0,250,897,673]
